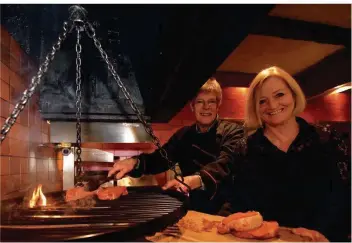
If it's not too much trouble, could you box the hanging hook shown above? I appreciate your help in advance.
[69,5,87,32]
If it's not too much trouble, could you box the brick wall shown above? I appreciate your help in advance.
[1,26,62,200]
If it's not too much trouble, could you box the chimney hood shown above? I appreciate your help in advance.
[2,4,274,128]
[50,121,152,143]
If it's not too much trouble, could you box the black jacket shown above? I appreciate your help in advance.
[229,117,350,241]
[133,119,244,214]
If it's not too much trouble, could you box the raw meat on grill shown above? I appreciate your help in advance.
[96,186,128,200]
[65,186,96,202]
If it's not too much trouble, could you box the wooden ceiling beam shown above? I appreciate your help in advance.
[214,71,255,88]
[214,48,350,99]
[252,16,351,47]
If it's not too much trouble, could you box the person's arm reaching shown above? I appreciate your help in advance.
[108,127,187,179]
[199,122,244,199]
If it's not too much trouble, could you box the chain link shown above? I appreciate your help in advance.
[74,26,84,184]
[1,22,70,143]
[84,22,190,192]
[0,7,189,192]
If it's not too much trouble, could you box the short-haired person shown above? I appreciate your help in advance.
[108,78,244,214]
[228,66,350,241]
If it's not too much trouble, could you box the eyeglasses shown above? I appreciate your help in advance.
[194,99,218,107]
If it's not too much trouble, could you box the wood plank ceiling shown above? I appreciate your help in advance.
[214,4,351,98]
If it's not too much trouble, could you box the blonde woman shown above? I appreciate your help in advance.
[228,66,349,241]
[109,78,244,214]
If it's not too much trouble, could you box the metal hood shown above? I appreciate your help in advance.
[50,121,152,143]
[1,4,274,143]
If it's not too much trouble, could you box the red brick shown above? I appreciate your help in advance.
[1,80,10,101]
[19,108,28,127]
[48,158,57,172]
[9,138,29,157]
[9,156,21,175]
[1,44,10,67]
[0,62,10,83]
[36,170,49,183]
[20,173,31,189]
[0,98,9,118]
[28,157,37,173]
[8,122,29,141]
[1,175,20,197]
[1,175,10,196]
[1,26,11,48]
[0,136,10,155]
[9,71,24,93]
[36,159,48,172]
[20,157,29,174]
[0,156,10,175]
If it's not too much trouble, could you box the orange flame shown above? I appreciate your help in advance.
[29,184,47,208]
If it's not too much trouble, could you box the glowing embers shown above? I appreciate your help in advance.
[28,184,47,208]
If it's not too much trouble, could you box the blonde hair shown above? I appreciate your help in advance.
[245,66,306,133]
[193,77,222,105]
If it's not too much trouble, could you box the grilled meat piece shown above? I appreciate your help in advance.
[232,221,279,239]
[65,186,96,202]
[96,186,128,200]
[217,211,263,234]
[291,227,329,242]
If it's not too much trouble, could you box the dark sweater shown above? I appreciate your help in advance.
[229,117,350,241]
[133,119,244,214]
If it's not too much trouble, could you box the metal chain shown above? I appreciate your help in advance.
[84,22,190,192]
[74,25,83,184]
[1,22,70,143]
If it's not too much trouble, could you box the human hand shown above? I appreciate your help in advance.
[108,157,138,180]
[162,175,202,193]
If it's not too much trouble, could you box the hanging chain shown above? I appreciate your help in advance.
[85,22,190,192]
[74,25,84,184]
[1,22,70,143]
[0,5,189,192]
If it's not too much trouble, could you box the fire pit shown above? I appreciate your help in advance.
[0,186,188,242]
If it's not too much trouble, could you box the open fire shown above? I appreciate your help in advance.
[29,184,47,208]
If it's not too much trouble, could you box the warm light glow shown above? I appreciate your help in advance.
[331,84,351,94]
[307,82,351,101]
[236,87,248,94]
[29,184,47,208]
[122,127,137,143]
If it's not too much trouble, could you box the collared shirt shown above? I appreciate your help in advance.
[195,115,219,134]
